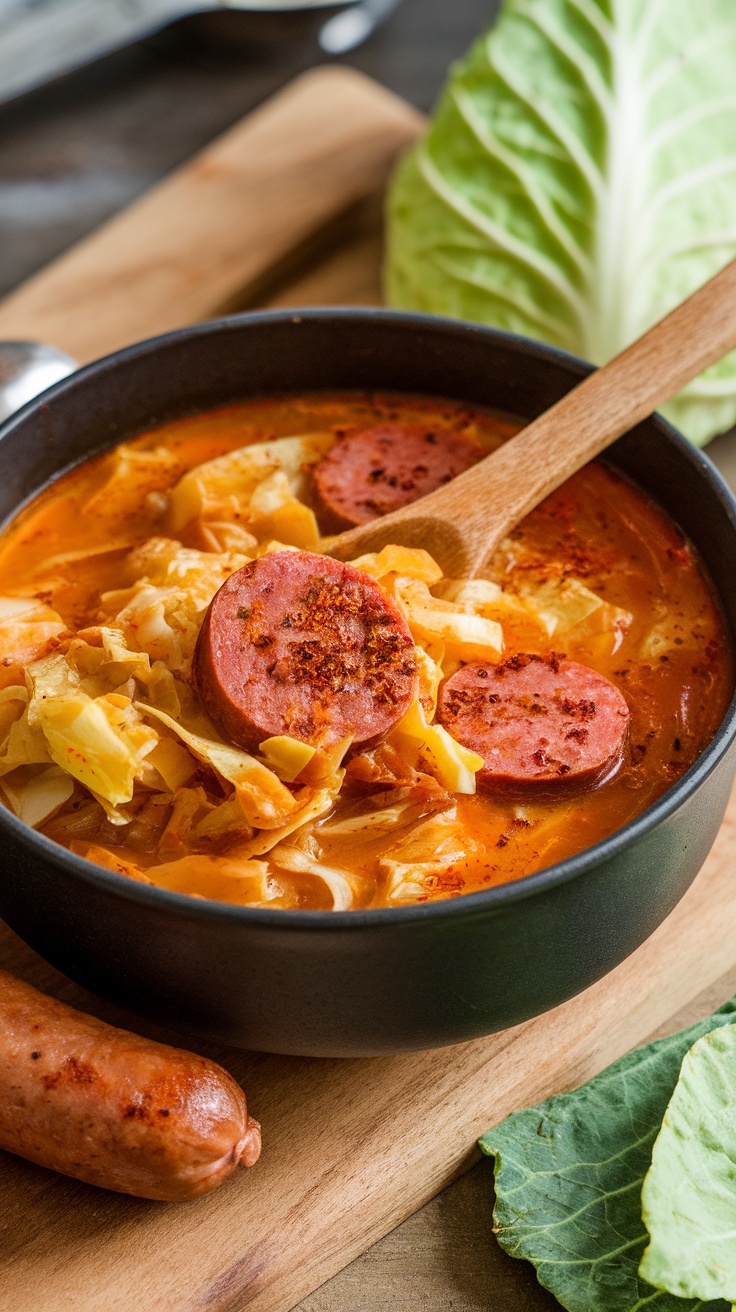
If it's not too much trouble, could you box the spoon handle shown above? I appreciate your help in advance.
[454,256,736,565]
[331,257,736,574]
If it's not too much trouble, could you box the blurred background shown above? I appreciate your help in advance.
[0,0,497,300]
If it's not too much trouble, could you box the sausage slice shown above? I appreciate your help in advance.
[195,550,418,751]
[0,969,260,1201]
[314,423,483,528]
[437,655,629,792]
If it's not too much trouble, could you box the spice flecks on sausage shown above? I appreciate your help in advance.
[0,968,260,1200]
[437,655,630,792]
[195,551,418,751]
[313,423,483,528]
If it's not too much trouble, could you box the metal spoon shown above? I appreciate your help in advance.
[0,342,77,424]
[318,0,402,54]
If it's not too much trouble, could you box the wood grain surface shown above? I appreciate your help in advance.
[0,65,422,361]
[0,62,735,1312]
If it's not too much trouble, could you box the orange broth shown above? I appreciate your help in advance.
[0,392,731,910]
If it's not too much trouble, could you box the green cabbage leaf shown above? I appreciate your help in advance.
[479,997,736,1310]
[387,0,736,445]
[640,1024,736,1307]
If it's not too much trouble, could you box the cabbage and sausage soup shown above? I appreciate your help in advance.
[0,393,730,911]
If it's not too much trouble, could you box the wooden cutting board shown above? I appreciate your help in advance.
[1,66,736,1312]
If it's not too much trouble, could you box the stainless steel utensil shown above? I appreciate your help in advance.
[0,0,361,106]
[0,342,77,423]
[318,0,401,53]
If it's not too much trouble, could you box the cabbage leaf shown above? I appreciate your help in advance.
[640,1024,736,1305]
[387,0,736,445]
[480,998,736,1311]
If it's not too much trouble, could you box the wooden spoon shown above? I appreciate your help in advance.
[328,258,736,577]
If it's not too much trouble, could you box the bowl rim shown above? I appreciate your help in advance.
[2,305,736,931]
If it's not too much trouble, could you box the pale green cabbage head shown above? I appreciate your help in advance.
[386,0,736,445]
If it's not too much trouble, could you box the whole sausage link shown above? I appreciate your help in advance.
[0,968,261,1200]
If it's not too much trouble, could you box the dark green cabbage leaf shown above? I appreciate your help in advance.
[479,998,736,1310]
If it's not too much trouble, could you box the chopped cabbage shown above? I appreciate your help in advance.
[144,855,282,907]
[247,471,321,551]
[0,596,65,687]
[193,521,259,555]
[136,704,300,829]
[83,445,182,521]
[191,797,255,845]
[0,684,30,743]
[319,798,422,835]
[157,785,212,857]
[433,578,502,608]
[145,737,197,791]
[414,645,444,720]
[0,765,74,828]
[351,545,443,585]
[73,843,151,881]
[168,432,334,532]
[394,576,504,659]
[102,538,250,675]
[0,690,52,776]
[241,782,343,858]
[380,808,471,902]
[24,653,160,806]
[391,697,483,794]
[269,842,355,911]
[518,578,613,638]
[259,735,316,783]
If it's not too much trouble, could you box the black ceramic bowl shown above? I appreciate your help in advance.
[1,310,735,1057]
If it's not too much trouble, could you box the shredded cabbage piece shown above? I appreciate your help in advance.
[390,697,483,794]
[83,445,182,521]
[240,779,344,858]
[167,432,334,532]
[143,855,282,907]
[0,765,75,828]
[319,797,425,836]
[0,596,65,687]
[393,576,504,659]
[102,539,250,674]
[433,578,502,608]
[269,842,355,911]
[26,656,160,806]
[0,684,31,746]
[135,703,300,829]
[259,735,317,783]
[351,545,443,585]
[415,645,444,720]
[246,471,321,550]
[145,737,197,791]
[380,808,471,902]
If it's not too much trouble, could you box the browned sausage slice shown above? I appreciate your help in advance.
[195,550,418,751]
[437,655,630,791]
[0,968,260,1200]
[314,423,483,528]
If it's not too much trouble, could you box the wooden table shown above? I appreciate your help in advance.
[2,6,736,1309]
